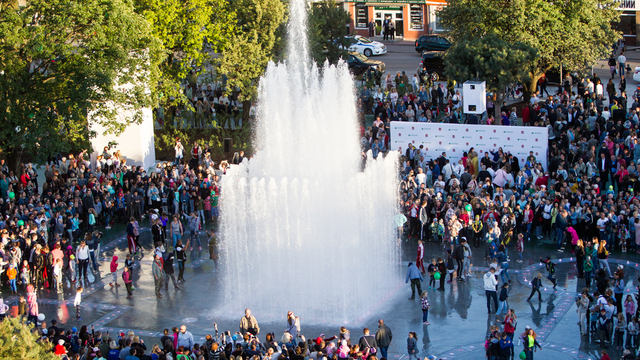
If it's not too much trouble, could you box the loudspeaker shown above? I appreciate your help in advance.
[462,81,486,114]
[223,138,232,153]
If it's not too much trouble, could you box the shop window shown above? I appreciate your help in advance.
[356,4,368,29]
[410,5,423,30]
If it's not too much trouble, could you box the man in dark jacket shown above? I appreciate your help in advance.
[375,319,392,359]
[526,273,543,301]
[163,253,181,291]
[358,328,377,356]
[453,238,467,281]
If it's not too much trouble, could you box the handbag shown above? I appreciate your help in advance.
[362,337,377,354]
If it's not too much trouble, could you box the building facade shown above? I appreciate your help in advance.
[341,0,446,41]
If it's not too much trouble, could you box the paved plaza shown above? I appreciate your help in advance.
[2,225,638,359]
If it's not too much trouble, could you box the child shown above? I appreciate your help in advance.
[615,312,626,350]
[20,260,30,290]
[125,254,135,290]
[628,317,639,350]
[589,305,600,334]
[540,256,557,289]
[427,259,437,290]
[7,262,17,293]
[53,259,63,294]
[515,233,524,263]
[26,284,38,324]
[74,286,83,321]
[445,250,455,283]
[18,295,26,320]
[430,218,439,243]
[65,245,76,283]
[123,265,133,299]
[420,291,430,325]
[109,256,119,287]
[625,295,636,324]
[497,283,509,319]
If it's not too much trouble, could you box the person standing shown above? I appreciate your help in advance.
[286,311,301,345]
[527,273,543,302]
[170,215,184,250]
[484,267,499,313]
[618,52,626,78]
[358,328,377,355]
[126,217,137,255]
[122,265,133,299]
[240,308,260,335]
[420,291,430,325]
[453,238,466,281]
[175,240,186,282]
[382,16,390,41]
[405,262,424,300]
[53,259,63,294]
[74,286,83,320]
[577,291,590,336]
[177,325,195,350]
[368,20,375,37]
[375,319,392,359]
[407,332,418,360]
[152,254,165,300]
[540,256,557,289]
[164,252,181,291]
[416,240,425,274]
[76,241,90,283]
[174,139,184,165]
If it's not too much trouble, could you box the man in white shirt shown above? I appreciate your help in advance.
[442,160,454,182]
[484,268,498,313]
[595,81,604,97]
[618,53,626,77]
[415,167,426,186]
[586,79,594,94]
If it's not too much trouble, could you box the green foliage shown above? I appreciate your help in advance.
[133,0,236,108]
[0,317,58,360]
[443,34,537,95]
[0,0,161,171]
[438,0,620,99]
[215,0,287,102]
[308,0,352,65]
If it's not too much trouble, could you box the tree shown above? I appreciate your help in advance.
[215,0,287,123]
[133,0,236,108]
[308,0,352,65]
[0,0,160,171]
[438,0,620,102]
[0,317,59,360]
[443,34,537,107]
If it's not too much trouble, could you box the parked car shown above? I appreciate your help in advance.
[634,66,640,82]
[341,35,387,57]
[416,51,446,82]
[414,35,451,53]
[346,52,385,77]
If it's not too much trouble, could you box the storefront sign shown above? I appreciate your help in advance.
[375,6,403,10]
[352,0,426,4]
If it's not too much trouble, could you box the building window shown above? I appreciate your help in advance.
[410,5,423,30]
[429,6,444,32]
[356,4,368,29]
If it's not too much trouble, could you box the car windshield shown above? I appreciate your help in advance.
[358,37,373,44]
[352,53,369,61]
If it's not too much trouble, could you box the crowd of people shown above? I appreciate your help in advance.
[395,44,640,360]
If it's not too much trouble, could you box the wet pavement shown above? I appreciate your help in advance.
[2,230,639,360]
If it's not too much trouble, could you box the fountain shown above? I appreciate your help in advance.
[219,0,399,324]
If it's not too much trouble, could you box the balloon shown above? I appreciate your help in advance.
[38,313,45,322]
[465,204,472,212]
[434,272,441,280]
[519,351,526,360]
[8,192,14,199]
[17,220,24,226]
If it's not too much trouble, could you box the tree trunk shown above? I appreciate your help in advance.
[523,73,542,104]
[242,100,252,126]
[6,146,23,174]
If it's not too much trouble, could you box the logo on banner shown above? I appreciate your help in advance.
[439,141,442,145]
[518,138,527,141]
[490,137,499,140]
[535,152,539,156]
[438,127,442,131]
[479,149,484,153]
[412,140,415,143]
[493,143,497,147]
[521,131,525,134]
[452,148,456,152]
[532,131,542,135]
[462,135,472,139]
[493,130,497,133]
[507,137,510,141]
[521,145,525,148]
[452,135,456,138]
[479,136,483,139]
[504,130,513,134]
[398,133,401,136]
[535,138,538,142]
[466,129,469,132]
[425,147,429,151]
[466,142,469,146]
[411,127,415,130]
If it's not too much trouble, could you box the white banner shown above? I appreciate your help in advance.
[390,122,549,170]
